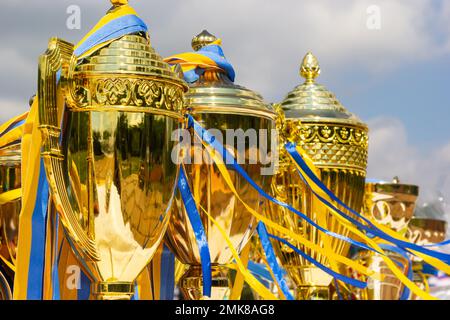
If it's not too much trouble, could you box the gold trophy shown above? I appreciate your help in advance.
[164,30,276,300]
[38,1,187,300]
[407,218,447,300]
[0,140,21,300]
[266,52,369,300]
[348,177,419,300]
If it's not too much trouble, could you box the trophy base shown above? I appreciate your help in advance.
[91,281,135,300]
[350,250,409,300]
[287,266,333,300]
[180,265,231,300]
[296,286,330,300]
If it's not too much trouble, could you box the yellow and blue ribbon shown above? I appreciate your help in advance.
[165,39,235,83]
[285,142,450,263]
[186,115,371,288]
[177,166,212,297]
[256,222,295,299]
[12,3,149,300]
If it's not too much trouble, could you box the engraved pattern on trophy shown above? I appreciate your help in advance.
[164,30,277,300]
[38,19,188,299]
[266,52,369,300]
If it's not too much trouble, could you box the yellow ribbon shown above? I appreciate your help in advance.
[229,241,251,300]
[198,204,278,300]
[288,146,440,300]
[198,138,382,282]
[0,189,22,205]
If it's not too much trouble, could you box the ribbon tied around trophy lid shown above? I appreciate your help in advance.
[164,30,236,83]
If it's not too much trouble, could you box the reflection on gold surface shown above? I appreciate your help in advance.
[350,251,409,300]
[0,143,21,300]
[346,178,418,300]
[165,30,276,300]
[407,218,447,300]
[38,31,186,299]
[266,53,368,300]
[364,178,419,235]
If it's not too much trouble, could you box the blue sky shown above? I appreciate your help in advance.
[0,0,449,208]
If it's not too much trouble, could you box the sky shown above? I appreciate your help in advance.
[0,0,449,215]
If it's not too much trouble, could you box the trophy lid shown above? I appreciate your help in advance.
[75,34,185,86]
[365,177,419,196]
[280,52,367,129]
[185,30,275,120]
[68,1,188,113]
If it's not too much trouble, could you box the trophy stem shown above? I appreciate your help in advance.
[296,286,330,300]
[287,266,333,300]
[91,281,135,300]
[180,265,231,300]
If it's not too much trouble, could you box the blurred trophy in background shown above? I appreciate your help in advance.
[0,137,21,300]
[349,177,419,300]
[38,1,187,300]
[165,30,276,300]
[407,217,447,300]
[266,52,369,300]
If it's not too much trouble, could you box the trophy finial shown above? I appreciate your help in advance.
[191,30,217,51]
[110,0,128,6]
[300,52,321,84]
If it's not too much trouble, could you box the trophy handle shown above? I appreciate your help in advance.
[38,38,100,261]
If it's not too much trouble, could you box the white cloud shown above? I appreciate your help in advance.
[134,0,450,100]
[367,116,450,206]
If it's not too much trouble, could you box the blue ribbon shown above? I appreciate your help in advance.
[177,166,212,297]
[187,115,382,255]
[173,43,236,84]
[74,14,148,56]
[27,159,50,300]
[285,142,450,264]
[247,261,273,282]
[422,263,439,277]
[257,222,294,300]
[78,270,91,300]
[268,233,366,289]
[196,44,236,82]
[159,245,176,300]
[186,115,369,288]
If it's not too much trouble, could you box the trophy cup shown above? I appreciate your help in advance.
[164,30,276,300]
[38,1,187,300]
[407,217,447,300]
[266,52,369,300]
[0,141,21,300]
[348,177,419,300]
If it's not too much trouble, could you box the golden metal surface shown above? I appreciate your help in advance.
[364,177,419,234]
[165,30,276,300]
[191,30,218,51]
[0,143,21,271]
[346,178,419,300]
[407,218,447,300]
[407,218,447,245]
[38,31,186,299]
[0,271,12,300]
[179,266,231,300]
[266,52,368,299]
[0,141,20,301]
[350,251,409,300]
